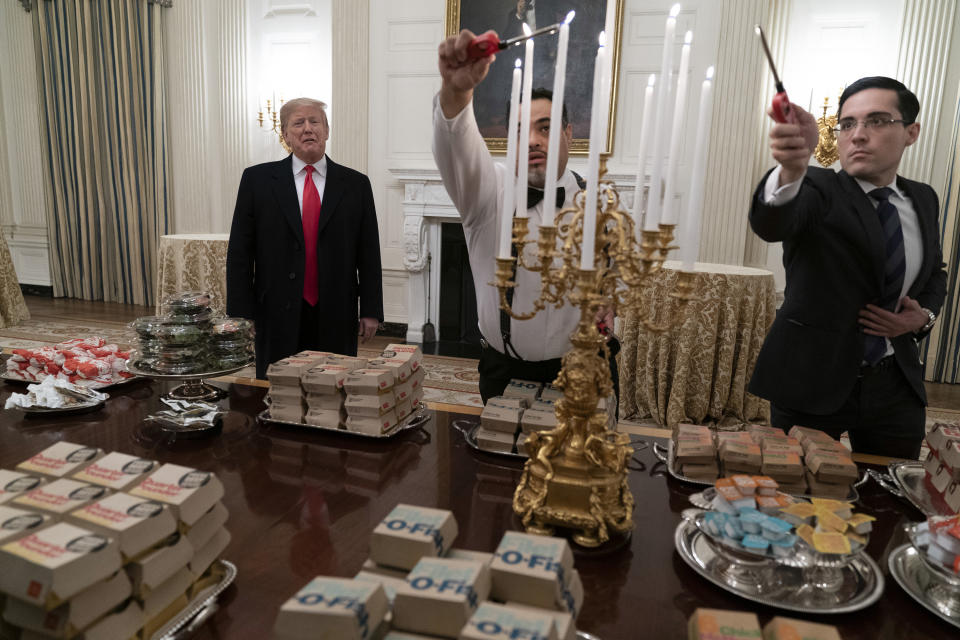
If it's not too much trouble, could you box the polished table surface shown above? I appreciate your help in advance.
[0,379,956,640]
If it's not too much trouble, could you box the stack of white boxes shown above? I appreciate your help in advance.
[273,503,582,640]
[301,356,367,429]
[0,444,231,639]
[479,397,525,454]
[265,354,326,424]
[344,369,399,436]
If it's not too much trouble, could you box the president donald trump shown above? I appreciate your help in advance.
[227,98,383,378]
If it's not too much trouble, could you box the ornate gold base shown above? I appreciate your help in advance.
[513,303,634,548]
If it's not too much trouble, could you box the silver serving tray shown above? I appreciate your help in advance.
[674,519,884,613]
[152,559,237,640]
[872,461,950,517]
[19,396,106,416]
[126,362,252,381]
[888,543,960,629]
[654,440,862,502]
[453,419,527,459]
[258,402,430,439]
[1,371,141,391]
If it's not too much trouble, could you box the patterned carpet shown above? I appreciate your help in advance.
[0,318,484,409]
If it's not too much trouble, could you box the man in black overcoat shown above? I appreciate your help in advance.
[227,98,383,378]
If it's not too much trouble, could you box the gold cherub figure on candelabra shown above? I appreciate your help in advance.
[502,158,696,547]
[815,94,840,167]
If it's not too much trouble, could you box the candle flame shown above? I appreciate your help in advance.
[522,22,532,36]
[599,31,606,47]
[564,10,575,25]
[669,3,681,18]
[515,58,522,68]
[648,74,656,87]
[754,24,762,37]
[706,66,715,80]
[684,31,692,44]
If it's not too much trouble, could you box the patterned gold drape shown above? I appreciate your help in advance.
[620,263,776,429]
[31,0,170,306]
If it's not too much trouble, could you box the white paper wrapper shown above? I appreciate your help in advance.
[4,376,107,409]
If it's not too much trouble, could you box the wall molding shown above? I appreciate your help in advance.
[332,0,369,172]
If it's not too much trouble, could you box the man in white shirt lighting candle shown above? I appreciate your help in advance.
[433,29,616,404]
[748,77,947,459]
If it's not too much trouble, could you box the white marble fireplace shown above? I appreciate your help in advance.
[391,168,639,344]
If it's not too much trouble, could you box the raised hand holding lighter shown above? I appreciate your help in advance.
[755,25,793,123]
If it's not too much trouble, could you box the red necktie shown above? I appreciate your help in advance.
[302,165,322,306]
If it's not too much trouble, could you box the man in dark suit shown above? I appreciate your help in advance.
[749,77,947,459]
[227,98,383,379]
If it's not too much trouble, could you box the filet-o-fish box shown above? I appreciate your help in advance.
[0,521,122,609]
[392,558,490,639]
[460,602,559,640]
[12,479,110,518]
[490,531,574,610]
[273,576,388,640]
[369,504,458,570]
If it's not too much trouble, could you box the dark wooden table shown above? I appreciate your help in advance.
[0,379,956,640]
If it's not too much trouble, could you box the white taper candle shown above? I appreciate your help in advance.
[681,66,715,271]
[516,25,535,218]
[644,3,681,231]
[498,59,523,259]
[661,30,692,225]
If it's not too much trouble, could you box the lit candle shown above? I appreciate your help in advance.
[644,3,681,231]
[661,30,692,225]
[515,24,535,218]
[581,33,606,270]
[499,59,524,259]
[681,66,715,271]
[541,11,575,227]
[631,75,656,236]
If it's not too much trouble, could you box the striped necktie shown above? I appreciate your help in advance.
[863,186,905,365]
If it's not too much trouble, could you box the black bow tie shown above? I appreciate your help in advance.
[527,186,565,209]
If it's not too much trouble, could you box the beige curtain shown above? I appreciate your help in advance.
[32,0,169,306]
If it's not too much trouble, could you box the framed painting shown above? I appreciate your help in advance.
[445,0,624,155]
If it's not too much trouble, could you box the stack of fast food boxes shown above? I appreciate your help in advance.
[266,345,425,435]
[478,379,616,455]
[274,503,583,640]
[688,608,843,640]
[0,442,230,639]
[922,424,960,514]
[673,424,859,498]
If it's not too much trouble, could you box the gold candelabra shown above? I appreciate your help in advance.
[257,97,292,153]
[505,158,697,547]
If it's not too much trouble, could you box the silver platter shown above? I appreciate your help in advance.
[19,397,106,416]
[889,543,960,629]
[258,403,430,439]
[1,371,142,391]
[126,362,252,381]
[874,461,949,517]
[654,440,862,502]
[674,519,884,613]
[152,559,237,640]
[453,419,526,459]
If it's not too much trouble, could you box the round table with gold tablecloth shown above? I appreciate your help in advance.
[620,261,776,430]
[156,234,229,314]
[0,232,29,328]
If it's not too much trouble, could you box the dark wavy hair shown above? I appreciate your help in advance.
[837,76,920,124]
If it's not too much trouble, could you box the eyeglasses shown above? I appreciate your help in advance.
[832,117,909,135]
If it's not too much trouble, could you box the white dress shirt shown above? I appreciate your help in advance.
[291,154,328,215]
[432,95,580,361]
[763,166,923,357]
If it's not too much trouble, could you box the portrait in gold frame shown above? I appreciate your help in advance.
[444,0,624,156]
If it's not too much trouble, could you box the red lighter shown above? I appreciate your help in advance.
[466,21,563,61]
[755,25,792,124]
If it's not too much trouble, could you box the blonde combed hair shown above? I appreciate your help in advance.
[279,98,328,132]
